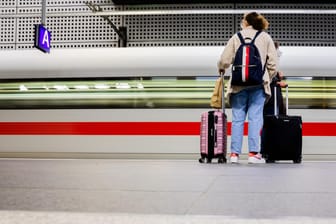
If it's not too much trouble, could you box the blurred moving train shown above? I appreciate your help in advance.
[0,47,335,159]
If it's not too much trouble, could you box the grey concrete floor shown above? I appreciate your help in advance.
[0,159,336,224]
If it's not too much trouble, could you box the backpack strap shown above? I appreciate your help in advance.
[251,30,262,44]
[251,30,266,74]
[237,32,245,44]
[237,31,262,44]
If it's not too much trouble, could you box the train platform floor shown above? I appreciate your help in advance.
[0,158,336,224]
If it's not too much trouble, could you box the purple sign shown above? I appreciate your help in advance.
[34,24,51,53]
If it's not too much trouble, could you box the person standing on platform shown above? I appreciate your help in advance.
[263,41,287,116]
[217,12,278,164]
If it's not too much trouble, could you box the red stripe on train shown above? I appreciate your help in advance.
[0,122,335,136]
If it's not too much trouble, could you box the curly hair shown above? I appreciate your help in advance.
[244,12,269,31]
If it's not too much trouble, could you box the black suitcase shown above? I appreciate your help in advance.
[262,85,302,163]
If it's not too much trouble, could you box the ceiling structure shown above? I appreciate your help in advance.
[112,0,335,4]
[0,0,335,50]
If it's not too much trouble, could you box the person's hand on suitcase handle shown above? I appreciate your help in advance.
[276,81,288,88]
[218,69,225,76]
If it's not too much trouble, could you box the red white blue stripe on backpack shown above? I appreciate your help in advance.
[242,44,251,82]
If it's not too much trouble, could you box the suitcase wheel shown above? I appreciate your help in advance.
[199,157,212,163]
[263,154,275,163]
[293,157,302,164]
[218,157,227,164]
[199,156,226,164]
[266,159,275,163]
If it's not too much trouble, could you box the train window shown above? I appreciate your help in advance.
[0,76,334,109]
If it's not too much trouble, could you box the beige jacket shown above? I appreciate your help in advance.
[217,26,278,103]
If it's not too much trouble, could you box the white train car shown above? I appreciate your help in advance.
[0,46,335,78]
[0,47,335,160]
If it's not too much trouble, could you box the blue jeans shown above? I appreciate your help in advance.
[230,86,266,154]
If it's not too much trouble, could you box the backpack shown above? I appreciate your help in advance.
[231,31,265,86]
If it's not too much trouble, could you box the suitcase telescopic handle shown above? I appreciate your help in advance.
[220,73,225,112]
[285,84,289,116]
[274,83,289,116]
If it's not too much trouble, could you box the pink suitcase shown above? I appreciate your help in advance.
[199,110,227,163]
[199,74,227,163]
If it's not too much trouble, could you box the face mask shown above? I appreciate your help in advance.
[277,49,282,58]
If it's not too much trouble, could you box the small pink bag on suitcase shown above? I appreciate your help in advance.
[199,74,227,163]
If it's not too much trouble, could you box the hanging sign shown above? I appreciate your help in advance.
[34,24,51,53]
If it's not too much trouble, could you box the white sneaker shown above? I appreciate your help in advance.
[230,153,239,163]
[248,153,265,164]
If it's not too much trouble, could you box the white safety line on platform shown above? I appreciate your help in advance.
[0,211,335,224]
